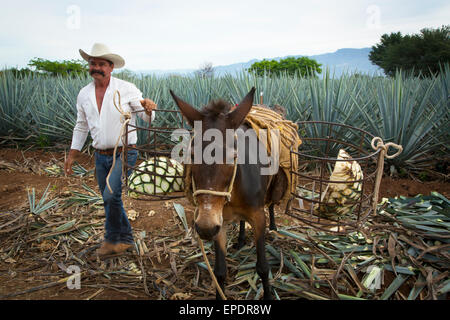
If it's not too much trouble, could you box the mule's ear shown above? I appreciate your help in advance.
[228,87,256,129]
[170,90,202,126]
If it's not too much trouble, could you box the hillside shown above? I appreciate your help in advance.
[137,48,383,77]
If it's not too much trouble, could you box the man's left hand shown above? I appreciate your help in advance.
[140,99,157,115]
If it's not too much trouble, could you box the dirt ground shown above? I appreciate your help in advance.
[0,148,198,300]
[0,148,448,300]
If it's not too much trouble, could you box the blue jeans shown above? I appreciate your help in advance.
[95,149,138,244]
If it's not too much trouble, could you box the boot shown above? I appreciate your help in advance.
[114,243,134,254]
[96,241,116,256]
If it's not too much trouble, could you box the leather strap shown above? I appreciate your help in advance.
[95,144,136,156]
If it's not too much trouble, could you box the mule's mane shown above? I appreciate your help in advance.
[201,99,232,118]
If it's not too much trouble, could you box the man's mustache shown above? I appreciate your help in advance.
[90,70,105,76]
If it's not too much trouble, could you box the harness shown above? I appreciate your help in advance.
[189,133,239,206]
[191,157,238,204]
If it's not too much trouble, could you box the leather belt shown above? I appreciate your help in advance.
[95,144,136,156]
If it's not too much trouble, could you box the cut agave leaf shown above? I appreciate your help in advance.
[380,274,408,300]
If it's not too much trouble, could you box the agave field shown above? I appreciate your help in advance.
[0,67,449,301]
[0,66,449,172]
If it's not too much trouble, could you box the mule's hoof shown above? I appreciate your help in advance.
[266,231,277,242]
[232,241,245,250]
[264,290,273,300]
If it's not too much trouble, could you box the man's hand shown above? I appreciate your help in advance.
[64,149,79,176]
[140,99,157,115]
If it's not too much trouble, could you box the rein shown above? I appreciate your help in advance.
[194,206,227,300]
[105,90,131,194]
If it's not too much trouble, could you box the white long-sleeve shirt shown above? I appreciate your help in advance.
[70,76,155,151]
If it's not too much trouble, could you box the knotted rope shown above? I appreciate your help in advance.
[106,90,131,193]
[371,137,403,212]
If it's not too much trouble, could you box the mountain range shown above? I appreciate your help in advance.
[136,47,383,77]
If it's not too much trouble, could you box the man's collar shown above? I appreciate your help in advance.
[93,75,113,89]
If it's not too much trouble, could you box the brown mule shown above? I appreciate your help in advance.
[170,87,288,300]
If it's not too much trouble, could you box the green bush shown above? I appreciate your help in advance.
[248,57,322,77]
[28,58,88,77]
[370,25,450,77]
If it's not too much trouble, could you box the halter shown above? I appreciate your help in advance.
[190,133,238,206]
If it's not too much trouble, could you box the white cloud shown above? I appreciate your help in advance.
[0,0,448,70]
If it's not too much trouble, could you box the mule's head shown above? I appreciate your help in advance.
[170,87,255,240]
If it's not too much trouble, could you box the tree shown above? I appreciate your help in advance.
[195,62,214,78]
[28,58,88,77]
[0,67,34,77]
[369,25,450,77]
[248,56,322,77]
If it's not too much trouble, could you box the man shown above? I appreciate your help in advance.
[64,43,157,256]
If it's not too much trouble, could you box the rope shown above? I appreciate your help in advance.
[191,158,237,301]
[190,135,239,300]
[106,90,131,193]
[191,153,236,303]
[371,137,403,213]
[371,137,403,159]
[194,207,227,300]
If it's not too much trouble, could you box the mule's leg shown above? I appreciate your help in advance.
[214,226,227,300]
[268,204,277,231]
[233,220,246,249]
[267,171,287,232]
[249,210,273,300]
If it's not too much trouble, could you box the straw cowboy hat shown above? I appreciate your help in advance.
[79,43,125,69]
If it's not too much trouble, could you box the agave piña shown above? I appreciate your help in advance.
[315,149,363,220]
[128,156,183,197]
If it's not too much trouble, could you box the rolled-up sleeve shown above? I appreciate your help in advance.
[70,94,89,151]
[128,83,155,122]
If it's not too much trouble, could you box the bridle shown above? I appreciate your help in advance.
[189,132,238,302]
[190,133,238,206]
[191,157,238,205]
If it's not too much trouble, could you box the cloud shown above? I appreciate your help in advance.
[1,0,449,70]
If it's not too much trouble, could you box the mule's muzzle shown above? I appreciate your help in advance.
[195,223,220,240]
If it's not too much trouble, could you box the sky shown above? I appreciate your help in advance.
[0,0,448,71]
